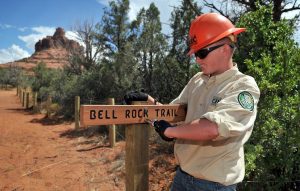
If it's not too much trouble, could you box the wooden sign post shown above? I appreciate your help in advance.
[80,103,186,191]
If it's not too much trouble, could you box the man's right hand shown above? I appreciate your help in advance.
[124,91,148,105]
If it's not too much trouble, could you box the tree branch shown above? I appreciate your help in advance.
[186,0,201,15]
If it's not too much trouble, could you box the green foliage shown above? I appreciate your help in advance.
[169,0,201,84]
[131,3,168,94]
[236,4,296,72]
[50,71,80,118]
[237,5,300,190]
[31,62,61,101]
[0,65,24,87]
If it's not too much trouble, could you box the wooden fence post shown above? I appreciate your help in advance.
[75,96,80,129]
[46,96,52,117]
[22,89,25,107]
[25,92,30,109]
[19,88,21,101]
[107,98,116,147]
[19,88,22,101]
[32,92,38,109]
[125,101,149,191]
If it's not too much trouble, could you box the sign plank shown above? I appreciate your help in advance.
[80,104,187,126]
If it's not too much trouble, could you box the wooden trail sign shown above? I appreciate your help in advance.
[80,104,187,126]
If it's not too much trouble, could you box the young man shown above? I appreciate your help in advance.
[124,13,260,191]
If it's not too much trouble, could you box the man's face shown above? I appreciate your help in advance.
[195,43,225,76]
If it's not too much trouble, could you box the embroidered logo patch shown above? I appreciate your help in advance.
[211,96,222,106]
[238,91,254,111]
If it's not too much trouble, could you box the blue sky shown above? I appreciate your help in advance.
[0,0,184,64]
[1,0,299,64]
[0,0,106,63]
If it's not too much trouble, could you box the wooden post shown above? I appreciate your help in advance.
[75,96,80,129]
[19,88,21,100]
[22,90,25,107]
[107,98,116,147]
[25,92,30,109]
[32,92,38,109]
[125,101,149,191]
[46,96,52,117]
[19,88,22,101]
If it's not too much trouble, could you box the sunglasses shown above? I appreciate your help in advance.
[195,44,225,59]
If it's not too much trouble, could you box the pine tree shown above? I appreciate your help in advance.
[169,0,201,84]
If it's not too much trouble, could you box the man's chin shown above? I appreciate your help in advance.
[201,70,210,75]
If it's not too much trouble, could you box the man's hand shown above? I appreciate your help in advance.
[153,120,174,142]
[124,91,148,105]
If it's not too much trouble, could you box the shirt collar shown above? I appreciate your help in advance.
[200,64,239,84]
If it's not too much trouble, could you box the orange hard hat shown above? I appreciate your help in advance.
[188,13,245,55]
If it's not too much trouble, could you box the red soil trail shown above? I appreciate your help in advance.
[0,89,125,191]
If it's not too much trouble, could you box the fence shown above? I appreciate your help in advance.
[17,86,37,110]
[16,89,182,191]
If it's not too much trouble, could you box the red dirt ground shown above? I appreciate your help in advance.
[0,89,176,191]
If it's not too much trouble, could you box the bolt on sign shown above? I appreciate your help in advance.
[80,104,187,126]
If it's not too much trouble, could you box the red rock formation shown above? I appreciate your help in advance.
[1,27,84,71]
[35,27,83,55]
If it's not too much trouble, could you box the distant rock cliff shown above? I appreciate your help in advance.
[0,27,84,71]
[35,27,83,55]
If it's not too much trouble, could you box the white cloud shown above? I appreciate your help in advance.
[66,30,101,58]
[0,44,30,64]
[0,24,13,29]
[96,0,109,7]
[18,27,28,32]
[0,24,30,32]
[65,30,85,47]
[31,26,56,34]
[18,26,56,50]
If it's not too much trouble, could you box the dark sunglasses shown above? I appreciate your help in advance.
[194,44,225,59]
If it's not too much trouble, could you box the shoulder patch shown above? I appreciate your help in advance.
[238,91,254,111]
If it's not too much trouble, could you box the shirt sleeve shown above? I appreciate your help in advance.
[202,77,260,140]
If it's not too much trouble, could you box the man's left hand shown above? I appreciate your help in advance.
[124,91,148,105]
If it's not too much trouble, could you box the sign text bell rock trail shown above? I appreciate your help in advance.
[80,104,187,126]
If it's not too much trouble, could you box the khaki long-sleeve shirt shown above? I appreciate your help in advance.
[171,65,260,186]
